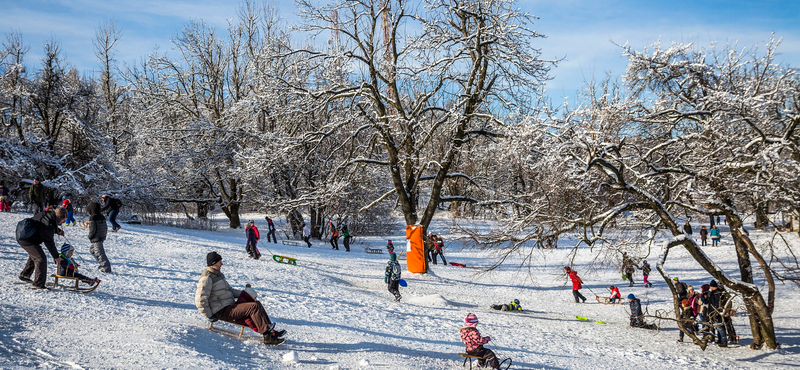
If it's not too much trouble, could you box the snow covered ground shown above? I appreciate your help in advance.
[1,211,799,369]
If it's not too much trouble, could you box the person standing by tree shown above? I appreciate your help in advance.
[431,235,447,265]
[302,223,312,248]
[341,224,351,252]
[710,225,721,246]
[100,194,123,232]
[707,281,728,347]
[699,225,709,246]
[329,221,339,250]
[564,266,586,303]
[683,220,693,237]
[0,181,10,212]
[673,277,688,302]
[264,216,277,244]
[622,253,636,287]
[29,175,46,214]
[17,207,66,289]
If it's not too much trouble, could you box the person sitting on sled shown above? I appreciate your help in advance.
[490,299,522,312]
[57,244,100,285]
[195,252,286,345]
[459,313,501,370]
[608,286,621,303]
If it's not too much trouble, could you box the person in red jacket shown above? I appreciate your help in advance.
[609,285,621,303]
[458,313,500,370]
[564,266,586,303]
[245,220,261,259]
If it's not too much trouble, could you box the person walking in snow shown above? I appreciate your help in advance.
[245,220,261,259]
[707,281,728,347]
[329,221,339,250]
[0,181,11,212]
[195,252,286,345]
[622,253,636,287]
[61,194,76,226]
[341,224,351,252]
[699,225,709,246]
[100,194,123,232]
[459,313,501,370]
[710,225,721,246]
[640,260,653,288]
[385,252,402,301]
[87,202,112,273]
[627,294,655,329]
[564,266,586,303]
[29,175,46,214]
[431,234,447,265]
[264,216,277,244]
[17,207,66,289]
[302,223,312,248]
[490,299,522,312]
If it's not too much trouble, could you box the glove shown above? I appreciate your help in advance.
[209,314,219,322]
[485,336,491,342]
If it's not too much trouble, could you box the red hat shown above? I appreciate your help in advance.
[464,313,479,327]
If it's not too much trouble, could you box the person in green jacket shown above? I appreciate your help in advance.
[28,175,46,214]
[342,224,351,252]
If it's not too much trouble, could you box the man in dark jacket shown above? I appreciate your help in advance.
[674,277,688,301]
[87,202,112,273]
[265,216,277,244]
[708,280,729,347]
[28,176,46,214]
[17,208,66,289]
[100,194,123,231]
[683,220,693,236]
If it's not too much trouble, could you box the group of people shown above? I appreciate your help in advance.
[426,232,446,265]
[621,254,653,288]
[15,194,116,290]
[676,280,736,347]
[685,220,723,247]
[328,221,351,252]
[243,217,279,259]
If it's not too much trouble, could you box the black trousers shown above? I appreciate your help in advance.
[343,236,351,251]
[20,244,48,288]
[388,279,400,299]
[573,289,586,303]
[330,236,339,249]
[431,250,446,265]
[266,230,276,243]
[303,236,312,248]
[466,346,500,369]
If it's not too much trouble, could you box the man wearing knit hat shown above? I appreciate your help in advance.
[195,251,286,345]
[708,280,728,347]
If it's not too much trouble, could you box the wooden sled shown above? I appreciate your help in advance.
[281,240,300,246]
[459,353,511,370]
[49,274,100,293]
[396,250,406,260]
[596,296,625,304]
[364,247,383,254]
[77,221,90,229]
[208,320,285,345]
[272,255,297,265]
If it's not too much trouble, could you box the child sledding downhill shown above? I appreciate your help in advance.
[459,313,501,370]
[384,252,402,301]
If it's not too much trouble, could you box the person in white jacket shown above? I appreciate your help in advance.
[195,251,286,344]
[302,223,312,248]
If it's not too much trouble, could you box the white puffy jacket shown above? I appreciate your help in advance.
[195,267,238,318]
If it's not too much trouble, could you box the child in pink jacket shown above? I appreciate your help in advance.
[458,313,500,369]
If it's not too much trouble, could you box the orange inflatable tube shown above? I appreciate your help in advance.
[405,225,426,273]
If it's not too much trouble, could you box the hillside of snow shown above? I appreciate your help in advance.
[1,211,799,369]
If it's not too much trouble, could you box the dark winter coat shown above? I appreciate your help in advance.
[385,260,401,282]
[100,197,123,212]
[675,281,688,299]
[679,306,695,332]
[629,298,643,318]
[641,261,652,275]
[246,226,260,245]
[29,182,46,203]
[683,223,693,235]
[699,228,708,239]
[708,288,729,319]
[18,210,61,259]
[266,218,275,231]
[0,185,9,197]
[87,202,108,243]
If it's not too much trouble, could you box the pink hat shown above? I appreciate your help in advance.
[464,313,479,327]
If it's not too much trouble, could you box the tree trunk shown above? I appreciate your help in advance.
[310,206,324,239]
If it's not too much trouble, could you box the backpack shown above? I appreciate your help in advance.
[16,218,39,243]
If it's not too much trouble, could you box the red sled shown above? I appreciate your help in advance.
[449,262,466,268]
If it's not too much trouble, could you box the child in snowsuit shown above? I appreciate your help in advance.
[627,294,656,329]
[385,252,401,301]
[57,244,100,284]
[564,266,586,303]
[608,286,621,303]
[677,299,696,342]
[62,195,76,226]
[87,202,112,273]
[640,260,653,288]
[459,313,500,370]
[245,220,261,259]
[490,299,522,312]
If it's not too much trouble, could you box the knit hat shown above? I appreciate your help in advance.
[673,277,679,281]
[709,280,718,288]
[389,252,397,261]
[681,299,690,306]
[207,251,222,266]
[564,266,571,272]
[60,243,74,255]
[464,313,479,327]
[244,284,258,299]
[627,293,635,300]
[687,285,694,291]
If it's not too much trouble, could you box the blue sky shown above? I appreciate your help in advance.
[1,0,798,105]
